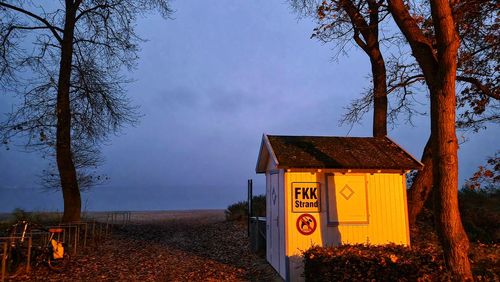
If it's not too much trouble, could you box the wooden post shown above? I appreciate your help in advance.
[97,222,101,242]
[26,236,32,273]
[91,221,96,246]
[248,179,253,237]
[1,242,7,282]
[74,225,78,256]
[67,225,71,253]
[83,222,88,249]
[105,220,109,238]
[62,224,66,244]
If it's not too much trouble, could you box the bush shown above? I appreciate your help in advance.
[11,208,43,222]
[225,194,266,221]
[459,187,500,243]
[225,201,247,221]
[303,244,450,282]
[11,208,29,221]
[7,208,62,226]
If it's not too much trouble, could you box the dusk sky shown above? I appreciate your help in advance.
[0,1,498,212]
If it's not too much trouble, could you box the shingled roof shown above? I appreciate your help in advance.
[256,134,423,173]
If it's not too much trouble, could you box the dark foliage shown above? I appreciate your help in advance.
[412,202,499,280]
[414,184,500,244]
[465,152,500,191]
[225,195,265,221]
[303,244,450,281]
[459,187,500,243]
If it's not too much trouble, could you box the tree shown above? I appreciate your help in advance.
[292,0,389,137]
[40,141,109,192]
[317,0,389,137]
[390,0,499,225]
[0,0,171,222]
[387,0,473,279]
[306,0,499,225]
[293,0,497,278]
[290,0,435,227]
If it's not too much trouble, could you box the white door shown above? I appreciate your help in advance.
[269,172,280,271]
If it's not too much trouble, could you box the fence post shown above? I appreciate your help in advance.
[1,242,7,282]
[83,222,88,249]
[26,236,32,273]
[247,179,253,237]
[74,225,78,256]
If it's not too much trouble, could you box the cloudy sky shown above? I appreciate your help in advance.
[0,1,498,212]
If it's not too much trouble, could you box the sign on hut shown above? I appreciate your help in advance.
[255,134,423,281]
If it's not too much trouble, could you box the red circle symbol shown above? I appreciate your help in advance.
[296,214,317,236]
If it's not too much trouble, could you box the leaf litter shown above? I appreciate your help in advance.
[10,211,282,281]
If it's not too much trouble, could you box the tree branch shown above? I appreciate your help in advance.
[353,28,368,52]
[387,73,498,101]
[457,76,499,100]
[388,74,425,94]
[0,2,63,43]
[387,0,438,81]
[75,4,113,23]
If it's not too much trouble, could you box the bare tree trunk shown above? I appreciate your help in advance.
[408,137,433,225]
[388,0,472,279]
[431,85,472,280]
[57,1,80,223]
[340,0,388,137]
[370,50,388,137]
[430,0,472,279]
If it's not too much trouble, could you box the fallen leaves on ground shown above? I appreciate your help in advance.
[10,211,281,281]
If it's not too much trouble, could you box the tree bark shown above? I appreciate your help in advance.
[430,86,472,280]
[340,0,388,137]
[388,0,473,279]
[408,136,433,225]
[430,0,472,279]
[57,1,80,223]
[370,49,388,137]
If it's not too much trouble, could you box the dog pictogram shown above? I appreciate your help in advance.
[296,214,317,235]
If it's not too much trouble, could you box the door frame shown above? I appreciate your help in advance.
[269,170,280,271]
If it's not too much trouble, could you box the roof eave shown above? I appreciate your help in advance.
[278,166,422,171]
[255,134,280,173]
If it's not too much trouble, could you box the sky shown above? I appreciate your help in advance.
[0,1,498,212]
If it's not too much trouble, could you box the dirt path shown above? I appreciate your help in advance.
[12,211,282,281]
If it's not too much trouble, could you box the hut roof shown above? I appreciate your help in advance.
[256,134,423,173]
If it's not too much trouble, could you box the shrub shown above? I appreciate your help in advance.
[459,187,500,243]
[12,208,29,221]
[225,194,266,221]
[303,244,450,282]
[225,201,247,221]
[8,208,62,225]
[11,208,45,222]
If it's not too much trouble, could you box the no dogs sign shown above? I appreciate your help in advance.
[296,214,317,236]
[292,182,321,213]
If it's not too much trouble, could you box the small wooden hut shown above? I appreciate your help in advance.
[256,134,423,281]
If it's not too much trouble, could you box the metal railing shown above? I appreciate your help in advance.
[1,211,133,280]
[106,211,131,226]
[0,219,112,280]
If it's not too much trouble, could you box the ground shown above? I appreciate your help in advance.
[410,208,500,281]
[4,209,498,281]
[7,210,282,281]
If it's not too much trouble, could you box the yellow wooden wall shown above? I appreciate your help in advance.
[284,170,410,260]
[284,171,325,259]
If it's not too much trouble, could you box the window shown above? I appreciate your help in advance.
[326,174,368,225]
